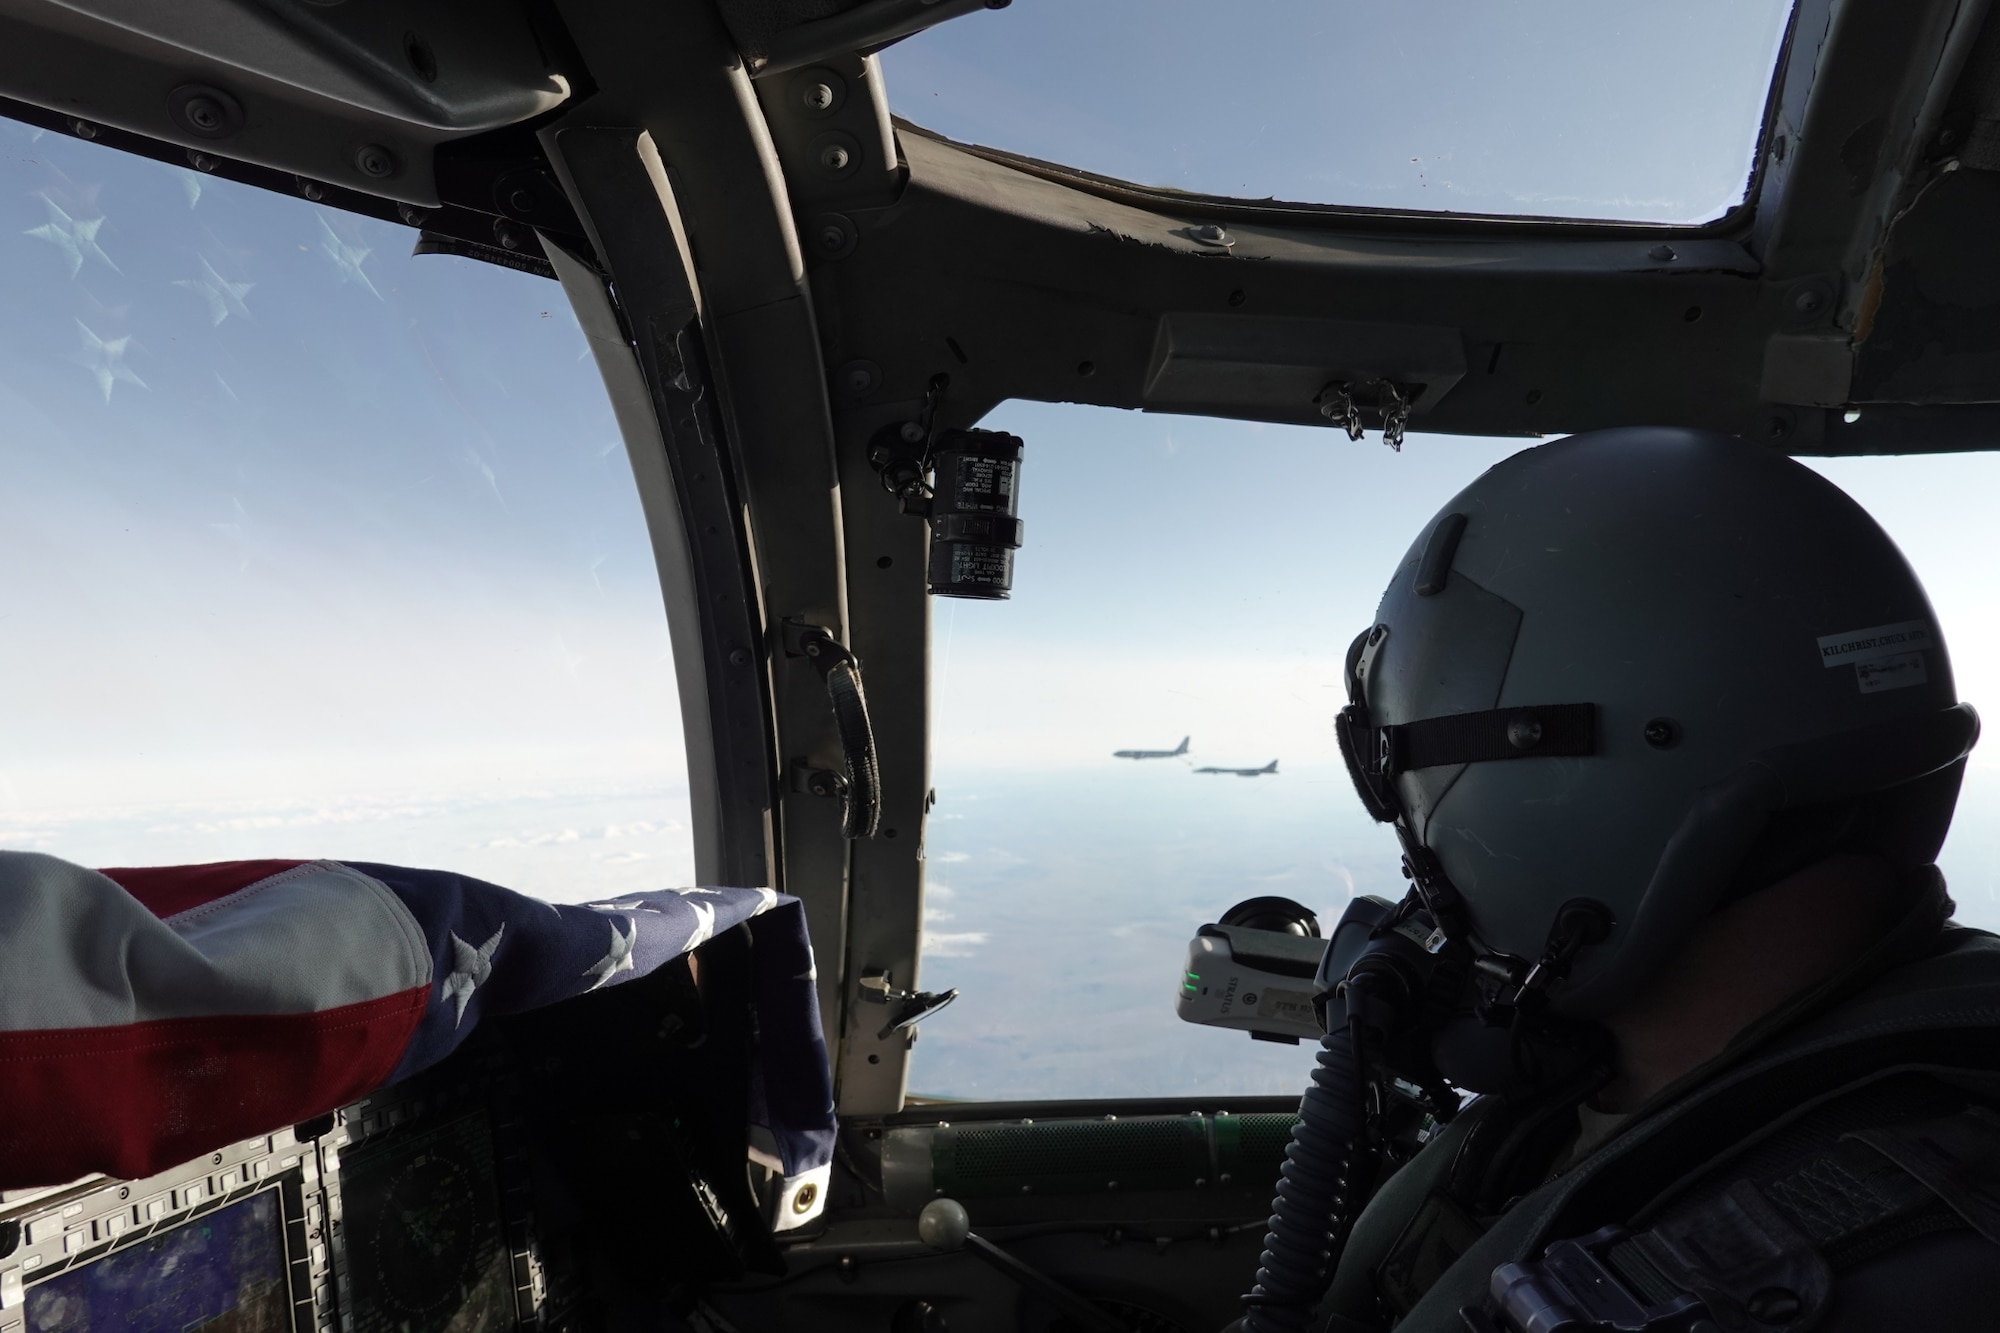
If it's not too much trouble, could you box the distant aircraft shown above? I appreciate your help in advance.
[1114,736,1189,760]
[1195,760,1279,777]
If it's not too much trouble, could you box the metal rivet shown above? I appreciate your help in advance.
[296,177,325,202]
[838,361,881,397]
[1683,305,1702,322]
[1077,360,1095,376]
[792,1182,819,1213]
[188,151,219,173]
[1227,288,1247,306]
[354,144,397,179]
[1193,223,1233,248]
[1793,287,1825,315]
[1506,716,1543,750]
[1525,388,1544,406]
[899,420,926,444]
[1643,718,1679,749]
[397,203,433,226]
[728,648,750,666]
[1648,244,1676,262]
[68,118,99,140]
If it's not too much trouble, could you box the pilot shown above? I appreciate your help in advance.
[1254,427,2000,1332]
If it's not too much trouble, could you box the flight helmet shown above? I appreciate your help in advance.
[1337,428,1978,1020]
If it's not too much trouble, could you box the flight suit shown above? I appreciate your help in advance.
[1312,871,2000,1332]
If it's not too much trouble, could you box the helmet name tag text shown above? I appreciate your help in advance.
[1818,619,1934,692]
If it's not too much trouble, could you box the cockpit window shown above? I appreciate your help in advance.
[0,122,694,903]
[910,404,2000,1100]
[884,0,1796,225]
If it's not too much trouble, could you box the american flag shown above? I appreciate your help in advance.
[0,852,836,1226]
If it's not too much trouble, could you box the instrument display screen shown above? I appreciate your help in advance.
[23,1188,290,1333]
[336,1109,515,1333]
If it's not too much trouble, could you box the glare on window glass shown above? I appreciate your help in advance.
[0,122,694,902]
[884,0,1795,224]
[909,403,2000,1101]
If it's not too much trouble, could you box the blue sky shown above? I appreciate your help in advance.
[883,0,1794,221]
[0,123,693,897]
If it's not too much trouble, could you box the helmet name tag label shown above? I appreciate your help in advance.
[1857,651,1928,693]
[1817,620,1934,691]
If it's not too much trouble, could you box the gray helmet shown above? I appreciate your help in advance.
[1338,427,1979,1020]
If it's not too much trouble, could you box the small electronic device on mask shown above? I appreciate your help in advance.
[1177,896,1398,1044]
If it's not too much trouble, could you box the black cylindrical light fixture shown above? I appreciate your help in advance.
[926,429,1023,599]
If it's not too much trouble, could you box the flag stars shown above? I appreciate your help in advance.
[175,257,254,326]
[75,319,145,402]
[582,916,637,991]
[317,214,381,299]
[27,196,119,278]
[440,923,505,1027]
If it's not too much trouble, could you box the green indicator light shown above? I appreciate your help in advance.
[1185,971,1201,981]
[1182,982,1200,992]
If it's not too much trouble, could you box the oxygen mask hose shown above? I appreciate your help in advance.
[1241,978,1389,1333]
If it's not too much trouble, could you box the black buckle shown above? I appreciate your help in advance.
[1467,1225,1706,1333]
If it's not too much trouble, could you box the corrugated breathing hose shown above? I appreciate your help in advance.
[1241,999,1380,1332]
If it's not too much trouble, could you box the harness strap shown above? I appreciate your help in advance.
[1475,1105,2000,1333]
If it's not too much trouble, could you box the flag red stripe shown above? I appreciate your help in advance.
[0,986,425,1188]
[96,860,313,919]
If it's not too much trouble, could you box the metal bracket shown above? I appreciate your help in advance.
[791,760,847,799]
[858,969,959,1039]
[1316,378,1419,450]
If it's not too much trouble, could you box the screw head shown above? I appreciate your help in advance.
[508,186,539,214]
[1793,287,1825,315]
[899,420,926,444]
[353,143,397,178]
[1644,717,1680,749]
[185,96,226,132]
[170,84,244,139]
[818,223,845,252]
[820,143,852,172]
[804,82,835,112]
[728,648,750,666]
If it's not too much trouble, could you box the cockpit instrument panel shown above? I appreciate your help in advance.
[1,1059,545,1333]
